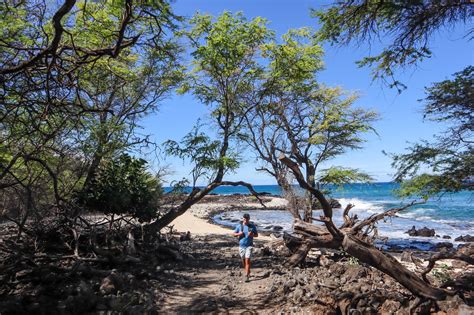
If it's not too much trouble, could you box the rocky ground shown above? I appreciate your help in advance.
[158,233,474,314]
[0,195,473,314]
[1,231,472,314]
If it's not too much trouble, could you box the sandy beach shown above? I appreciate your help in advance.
[170,194,287,238]
[171,210,232,235]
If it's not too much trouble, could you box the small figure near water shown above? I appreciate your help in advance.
[233,213,258,282]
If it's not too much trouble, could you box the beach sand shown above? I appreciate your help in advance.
[171,210,232,235]
[170,196,281,239]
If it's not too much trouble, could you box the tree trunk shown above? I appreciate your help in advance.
[82,112,108,194]
[285,241,312,267]
[304,164,316,223]
[342,234,447,300]
[292,219,449,300]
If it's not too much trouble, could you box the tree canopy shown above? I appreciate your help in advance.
[314,0,473,91]
[393,66,473,198]
[315,0,473,197]
[0,0,181,225]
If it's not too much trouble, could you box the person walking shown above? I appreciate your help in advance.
[233,213,258,282]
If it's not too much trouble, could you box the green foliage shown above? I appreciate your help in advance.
[348,256,360,266]
[308,87,378,153]
[163,124,240,184]
[392,67,473,197]
[0,0,182,223]
[318,167,373,186]
[314,2,472,196]
[182,11,271,107]
[431,264,452,284]
[263,27,324,90]
[173,12,275,184]
[313,0,473,91]
[424,66,473,132]
[81,154,162,222]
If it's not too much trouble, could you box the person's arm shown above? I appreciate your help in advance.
[233,225,243,237]
[249,225,258,237]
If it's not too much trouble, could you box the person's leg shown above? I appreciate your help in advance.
[239,247,245,270]
[245,258,251,276]
[244,247,253,281]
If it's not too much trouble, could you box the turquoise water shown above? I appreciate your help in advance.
[194,183,473,247]
[188,182,473,223]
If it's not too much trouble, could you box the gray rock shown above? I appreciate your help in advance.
[454,235,474,242]
[319,255,332,267]
[292,287,305,303]
[380,300,402,314]
[285,279,297,288]
[406,226,435,237]
[435,242,454,251]
[400,251,413,262]
[343,266,368,282]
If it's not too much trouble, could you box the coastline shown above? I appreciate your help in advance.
[173,194,472,251]
[170,194,287,238]
[2,194,471,314]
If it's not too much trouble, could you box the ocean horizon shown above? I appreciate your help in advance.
[166,182,473,249]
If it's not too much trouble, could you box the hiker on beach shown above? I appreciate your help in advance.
[233,213,258,282]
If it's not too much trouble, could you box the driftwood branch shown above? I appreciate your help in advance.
[278,154,342,239]
[351,200,421,234]
[421,245,474,283]
[219,180,267,207]
[340,203,355,228]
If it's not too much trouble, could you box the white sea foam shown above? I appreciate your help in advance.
[336,198,384,213]
[398,208,435,218]
[213,194,474,245]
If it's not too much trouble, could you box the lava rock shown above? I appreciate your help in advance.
[343,266,368,282]
[292,287,305,303]
[285,279,297,289]
[329,263,347,276]
[454,235,474,242]
[434,242,454,251]
[406,226,435,237]
[319,255,333,267]
[100,271,125,295]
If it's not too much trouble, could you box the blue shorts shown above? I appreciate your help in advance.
[239,246,253,258]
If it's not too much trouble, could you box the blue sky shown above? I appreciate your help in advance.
[142,0,473,185]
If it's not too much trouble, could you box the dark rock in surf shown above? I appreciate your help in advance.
[454,235,474,242]
[434,242,454,251]
[405,226,435,237]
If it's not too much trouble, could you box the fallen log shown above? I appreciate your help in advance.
[278,154,470,301]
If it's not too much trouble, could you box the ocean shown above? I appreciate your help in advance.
[205,183,474,250]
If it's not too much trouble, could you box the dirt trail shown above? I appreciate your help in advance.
[159,234,280,314]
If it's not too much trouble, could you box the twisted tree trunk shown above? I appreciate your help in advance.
[278,154,460,301]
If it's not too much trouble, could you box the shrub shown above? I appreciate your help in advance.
[81,154,162,222]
